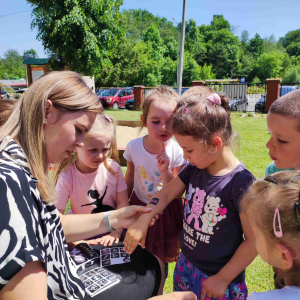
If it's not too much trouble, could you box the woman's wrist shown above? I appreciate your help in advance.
[106,211,118,230]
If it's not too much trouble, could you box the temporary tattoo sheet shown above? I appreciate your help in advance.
[69,243,131,297]
[80,266,121,297]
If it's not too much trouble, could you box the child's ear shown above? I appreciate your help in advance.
[276,244,294,270]
[211,136,222,152]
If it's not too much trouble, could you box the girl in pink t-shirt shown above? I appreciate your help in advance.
[54,114,128,246]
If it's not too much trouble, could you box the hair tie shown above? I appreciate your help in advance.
[207,93,221,106]
[104,114,112,122]
[183,108,189,114]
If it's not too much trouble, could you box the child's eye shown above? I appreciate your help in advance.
[152,121,160,124]
[278,139,287,144]
[187,150,193,153]
[103,148,109,152]
[76,127,82,134]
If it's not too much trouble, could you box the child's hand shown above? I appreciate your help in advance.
[157,143,170,174]
[123,220,149,254]
[90,230,121,247]
[200,274,229,300]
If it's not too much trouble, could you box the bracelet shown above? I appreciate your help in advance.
[103,211,115,232]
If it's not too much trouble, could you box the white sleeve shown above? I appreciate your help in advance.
[171,142,186,168]
[123,140,133,162]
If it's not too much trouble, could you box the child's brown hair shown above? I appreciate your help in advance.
[140,85,179,130]
[269,89,300,131]
[242,170,300,286]
[0,100,16,127]
[172,86,232,147]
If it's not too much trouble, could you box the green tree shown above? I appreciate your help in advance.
[210,15,230,31]
[163,36,177,61]
[248,33,264,59]
[286,42,300,57]
[255,51,285,81]
[28,0,124,76]
[142,24,165,61]
[240,30,249,52]
[282,65,300,83]
[205,29,241,78]
[24,49,39,59]
[279,29,300,48]
[0,49,26,79]
[185,19,206,65]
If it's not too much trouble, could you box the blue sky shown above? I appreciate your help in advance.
[1,0,300,58]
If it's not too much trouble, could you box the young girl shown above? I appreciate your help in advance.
[242,170,300,299]
[124,86,186,264]
[124,87,257,300]
[265,89,300,177]
[55,113,128,246]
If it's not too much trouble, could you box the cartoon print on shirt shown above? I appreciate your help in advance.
[186,188,206,231]
[201,196,227,235]
[183,183,193,220]
[81,186,114,213]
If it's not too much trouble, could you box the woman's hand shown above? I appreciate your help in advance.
[123,220,149,254]
[200,273,229,300]
[109,205,152,230]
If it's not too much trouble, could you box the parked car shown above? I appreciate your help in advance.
[98,87,134,109]
[255,85,299,112]
[15,88,28,94]
[125,98,135,110]
[1,90,9,100]
[229,99,248,111]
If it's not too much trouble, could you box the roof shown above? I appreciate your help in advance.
[23,58,50,65]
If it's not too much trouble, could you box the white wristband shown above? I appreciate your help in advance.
[103,211,115,232]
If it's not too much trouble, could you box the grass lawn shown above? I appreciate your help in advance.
[108,109,275,294]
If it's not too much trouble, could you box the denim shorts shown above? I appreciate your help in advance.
[173,252,248,300]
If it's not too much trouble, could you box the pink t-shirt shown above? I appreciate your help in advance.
[55,159,127,214]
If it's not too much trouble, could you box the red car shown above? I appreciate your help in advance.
[98,87,134,109]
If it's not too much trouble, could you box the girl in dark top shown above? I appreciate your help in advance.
[124,87,257,300]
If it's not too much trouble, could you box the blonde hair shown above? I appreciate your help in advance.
[0,71,102,203]
[52,114,119,184]
[140,85,179,131]
[241,171,300,286]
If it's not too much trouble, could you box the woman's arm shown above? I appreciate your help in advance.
[92,190,129,246]
[125,161,135,198]
[200,213,257,300]
[0,261,47,300]
[124,176,186,254]
[59,205,153,243]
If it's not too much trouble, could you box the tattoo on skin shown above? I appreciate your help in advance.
[149,198,159,205]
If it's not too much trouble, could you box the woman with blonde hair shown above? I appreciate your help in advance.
[0,71,161,300]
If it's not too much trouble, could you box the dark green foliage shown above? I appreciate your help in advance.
[27,0,124,76]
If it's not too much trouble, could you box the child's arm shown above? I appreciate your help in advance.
[124,176,186,254]
[200,213,257,300]
[125,161,135,198]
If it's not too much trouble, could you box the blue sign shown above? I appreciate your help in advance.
[241,77,245,83]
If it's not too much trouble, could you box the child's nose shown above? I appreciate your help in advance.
[266,138,273,150]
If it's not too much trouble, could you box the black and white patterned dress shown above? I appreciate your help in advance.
[0,140,85,299]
